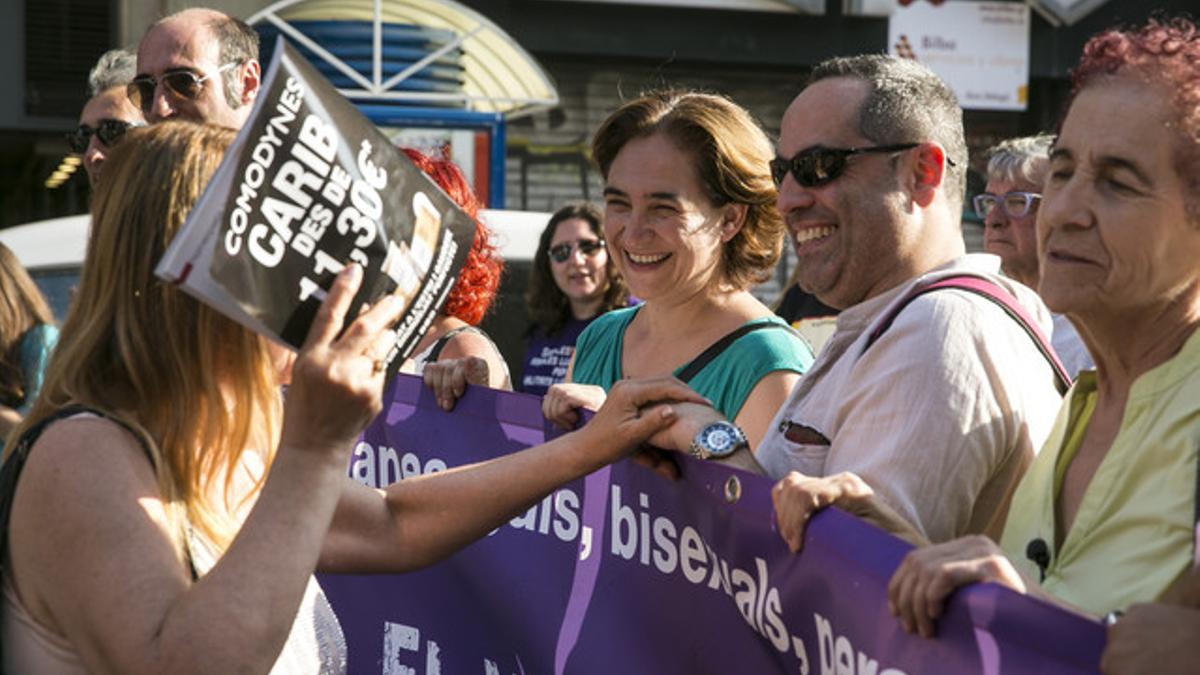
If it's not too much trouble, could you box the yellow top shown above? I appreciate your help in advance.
[1000,328,1200,616]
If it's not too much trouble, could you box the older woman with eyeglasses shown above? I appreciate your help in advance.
[541,91,814,457]
[977,134,1093,377]
[518,203,631,396]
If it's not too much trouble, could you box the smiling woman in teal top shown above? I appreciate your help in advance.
[571,306,811,426]
[541,91,814,451]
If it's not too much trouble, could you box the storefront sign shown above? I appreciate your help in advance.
[888,1,1031,111]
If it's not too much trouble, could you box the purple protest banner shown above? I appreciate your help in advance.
[326,374,1105,674]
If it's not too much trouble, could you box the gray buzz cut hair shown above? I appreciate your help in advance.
[808,54,969,212]
[985,134,1054,189]
[88,48,136,97]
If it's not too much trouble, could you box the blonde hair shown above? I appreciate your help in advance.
[10,121,282,554]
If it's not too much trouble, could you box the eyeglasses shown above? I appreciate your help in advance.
[127,63,238,114]
[972,191,1042,220]
[549,239,605,264]
[66,119,142,153]
[770,143,921,187]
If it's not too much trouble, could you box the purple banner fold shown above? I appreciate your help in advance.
[325,375,1105,674]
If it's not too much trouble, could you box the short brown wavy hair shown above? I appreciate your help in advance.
[591,90,784,290]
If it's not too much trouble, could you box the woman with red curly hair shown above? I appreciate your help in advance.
[886,15,1200,644]
[395,148,512,400]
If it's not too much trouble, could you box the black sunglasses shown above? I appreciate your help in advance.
[770,143,921,188]
[549,239,605,263]
[66,119,140,153]
[127,63,236,113]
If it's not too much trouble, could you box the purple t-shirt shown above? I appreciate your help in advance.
[519,316,595,396]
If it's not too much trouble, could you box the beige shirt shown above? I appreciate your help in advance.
[756,255,1064,542]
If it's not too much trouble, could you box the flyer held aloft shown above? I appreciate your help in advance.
[157,40,475,373]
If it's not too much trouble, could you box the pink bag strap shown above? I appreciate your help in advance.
[863,274,1072,395]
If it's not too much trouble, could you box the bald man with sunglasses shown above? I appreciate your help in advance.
[132,8,262,128]
[652,55,1063,548]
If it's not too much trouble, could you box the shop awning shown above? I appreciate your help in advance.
[247,0,559,118]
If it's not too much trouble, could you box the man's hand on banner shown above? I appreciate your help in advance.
[543,382,608,430]
[577,376,710,462]
[1101,602,1200,675]
[282,264,405,459]
[886,535,1027,638]
[772,471,926,554]
[425,356,491,411]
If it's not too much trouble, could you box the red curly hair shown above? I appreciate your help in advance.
[400,147,503,325]
[1071,16,1200,215]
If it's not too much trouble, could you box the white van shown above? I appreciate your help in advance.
[0,209,551,375]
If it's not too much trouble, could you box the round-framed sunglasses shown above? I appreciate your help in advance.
[127,63,238,114]
[770,143,921,188]
[972,191,1042,220]
[66,119,143,153]
[549,239,605,264]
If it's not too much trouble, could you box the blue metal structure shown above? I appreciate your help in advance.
[248,0,561,209]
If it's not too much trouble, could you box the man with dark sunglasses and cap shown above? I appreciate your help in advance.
[132,7,261,128]
[651,55,1063,549]
[73,48,144,185]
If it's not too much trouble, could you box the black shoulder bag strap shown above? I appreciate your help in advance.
[427,326,475,363]
[676,322,801,384]
[0,405,97,562]
[862,274,1072,396]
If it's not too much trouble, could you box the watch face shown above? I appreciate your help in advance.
[703,427,734,452]
[695,421,744,458]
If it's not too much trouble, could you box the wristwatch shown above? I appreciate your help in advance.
[689,421,748,460]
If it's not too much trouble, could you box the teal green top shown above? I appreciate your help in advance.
[571,306,814,420]
[17,323,58,415]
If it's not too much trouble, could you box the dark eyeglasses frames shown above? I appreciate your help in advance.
[972,191,1042,220]
[770,143,926,188]
[550,239,605,264]
[66,119,142,154]
[127,63,238,114]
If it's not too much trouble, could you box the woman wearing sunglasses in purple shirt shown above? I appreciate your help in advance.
[518,203,632,396]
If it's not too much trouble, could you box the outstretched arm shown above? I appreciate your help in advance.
[321,376,710,572]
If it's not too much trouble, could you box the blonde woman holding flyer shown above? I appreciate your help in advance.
[0,121,705,674]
